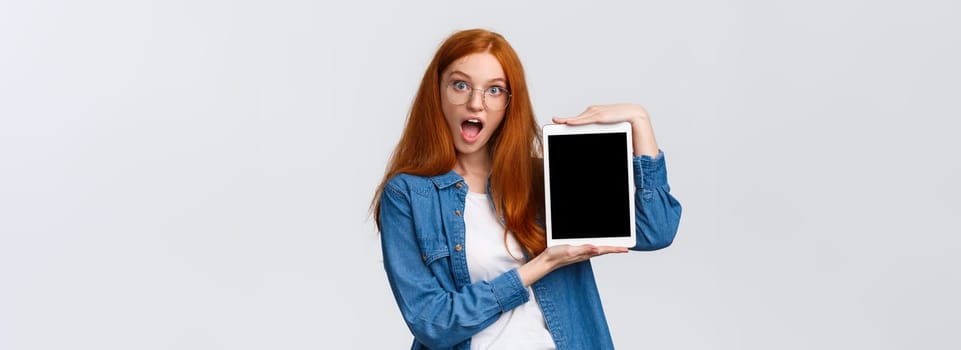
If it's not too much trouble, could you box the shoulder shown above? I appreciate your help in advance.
[384,173,435,198]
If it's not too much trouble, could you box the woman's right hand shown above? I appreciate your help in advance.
[518,244,628,286]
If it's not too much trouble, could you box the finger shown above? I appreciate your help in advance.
[578,246,626,260]
[572,105,618,124]
[556,105,609,125]
[553,113,592,123]
[564,113,600,125]
[594,246,630,254]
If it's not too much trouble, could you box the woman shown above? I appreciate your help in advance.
[372,29,682,350]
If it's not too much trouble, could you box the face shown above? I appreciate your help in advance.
[440,52,509,157]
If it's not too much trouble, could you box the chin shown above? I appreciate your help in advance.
[455,141,487,155]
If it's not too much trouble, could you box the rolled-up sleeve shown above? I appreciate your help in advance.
[630,150,682,251]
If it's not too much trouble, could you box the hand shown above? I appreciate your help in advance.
[540,244,629,268]
[552,103,659,157]
[552,103,649,126]
[518,244,628,286]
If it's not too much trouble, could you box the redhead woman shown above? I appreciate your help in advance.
[372,29,682,350]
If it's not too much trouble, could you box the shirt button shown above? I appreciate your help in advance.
[454,244,463,252]
[455,182,462,189]
[455,210,461,216]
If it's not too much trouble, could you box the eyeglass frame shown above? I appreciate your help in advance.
[442,80,512,111]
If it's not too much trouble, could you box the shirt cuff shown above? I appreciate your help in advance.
[633,150,669,189]
[489,268,529,312]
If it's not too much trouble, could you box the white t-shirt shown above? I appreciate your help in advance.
[464,191,555,350]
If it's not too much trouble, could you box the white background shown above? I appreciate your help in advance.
[2,0,959,349]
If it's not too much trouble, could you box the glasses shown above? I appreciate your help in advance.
[444,80,512,111]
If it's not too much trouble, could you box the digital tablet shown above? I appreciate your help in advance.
[542,122,636,247]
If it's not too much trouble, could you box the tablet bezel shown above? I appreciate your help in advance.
[542,122,636,248]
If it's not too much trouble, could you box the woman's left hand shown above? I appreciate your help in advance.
[552,103,660,157]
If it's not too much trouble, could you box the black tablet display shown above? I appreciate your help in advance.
[543,122,636,247]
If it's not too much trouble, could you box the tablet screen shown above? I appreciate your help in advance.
[546,132,632,239]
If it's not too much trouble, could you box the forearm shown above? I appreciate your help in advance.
[631,116,659,157]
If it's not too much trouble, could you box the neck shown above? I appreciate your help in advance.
[453,148,491,177]
[453,148,492,193]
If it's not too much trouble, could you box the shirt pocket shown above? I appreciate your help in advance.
[409,192,451,265]
[421,243,450,266]
[408,190,456,283]
[421,240,451,266]
[418,237,456,289]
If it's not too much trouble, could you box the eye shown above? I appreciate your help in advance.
[452,81,470,91]
[487,86,506,96]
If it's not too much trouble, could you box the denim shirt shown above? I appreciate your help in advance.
[379,151,682,350]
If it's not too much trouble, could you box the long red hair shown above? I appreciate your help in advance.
[372,29,546,257]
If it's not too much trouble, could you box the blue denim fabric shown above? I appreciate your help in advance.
[379,151,682,350]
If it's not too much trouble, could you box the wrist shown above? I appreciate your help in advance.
[630,104,650,123]
[518,253,553,287]
[532,251,554,270]
[631,114,651,128]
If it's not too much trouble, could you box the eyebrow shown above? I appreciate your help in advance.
[448,70,507,85]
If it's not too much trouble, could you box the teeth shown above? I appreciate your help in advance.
[467,119,481,124]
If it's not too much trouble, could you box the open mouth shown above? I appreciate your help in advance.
[461,118,484,142]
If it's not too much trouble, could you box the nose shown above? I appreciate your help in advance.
[466,89,485,112]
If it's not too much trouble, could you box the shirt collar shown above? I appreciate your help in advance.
[429,170,464,189]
